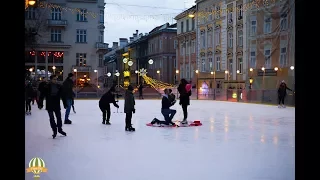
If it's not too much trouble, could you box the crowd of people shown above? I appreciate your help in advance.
[25,71,293,138]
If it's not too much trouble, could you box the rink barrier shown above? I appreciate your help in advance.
[73,89,295,107]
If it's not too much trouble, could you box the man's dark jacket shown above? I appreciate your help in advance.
[62,77,74,99]
[42,83,63,111]
[99,91,118,108]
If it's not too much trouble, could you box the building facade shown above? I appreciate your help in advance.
[25,0,108,84]
[147,23,177,84]
[247,0,295,89]
[195,0,248,89]
[174,6,197,84]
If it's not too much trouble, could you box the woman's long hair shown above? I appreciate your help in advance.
[180,78,188,86]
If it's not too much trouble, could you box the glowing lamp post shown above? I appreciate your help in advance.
[156,70,160,80]
[195,70,199,99]
[73,69,77,98]
[94,69,98,88]
[261,67,265,89]
[135,70,139,85]
[52,66,56,75]
[148,59,154,77]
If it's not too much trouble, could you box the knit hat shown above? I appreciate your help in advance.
[68,73,74,77]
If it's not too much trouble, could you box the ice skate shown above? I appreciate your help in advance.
[151,118,159,125]
[102,120,106,124]
[52,131,57,139]
[181,119,188,124]
[282,104,286,108]
[278,105,282,108]
[58,129,67,136]
[64,119,72,124]
[105,121,111,125]
[125,125,135,131]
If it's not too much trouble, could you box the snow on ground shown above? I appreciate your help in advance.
[25,100,295,180]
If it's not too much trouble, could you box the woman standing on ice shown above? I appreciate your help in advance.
[177,79,192,124]
[277,80,292,108]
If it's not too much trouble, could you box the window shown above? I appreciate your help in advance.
[98,31,103,43]
[76,29,87,43]
[215,31,220,46]
[201,59,206,72]
[280,13,287,31]
[251,18,257,36]
[216,56,221,71]
[159,40,162,50]
[237,4,243,20]
[216,6,220,19]
[238,30,243,46]
[280,47,287,67]
[76,53,87,66]
[186,64,190,79]
[209,8,213,20]
[51,7,61,20]
[228,32,233,48]
[180,44,184,55]
[209,58,213,71]
[201,31,205,48]
[192,40,196,53]
[180,21,184,33]
[50,29,61,42]
[237,58,243,73]
[174,58,176,68]
[174,40,178,49]
[228,10,232,23]
[191,65,194,78]
[77,9,87,21]
[264,16,271,34]
[186,19,189,32]
[228,59,233,74]
[25,7,36,19]
[180,66,184,79]
[250,51,256,68]
[98,54,103,67]
[192,18,195,30]
[264,48,271,68]
[186,41,189,55]
[99,10,104,23]
[207,32,212,47]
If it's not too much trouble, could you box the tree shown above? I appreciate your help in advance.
[25,2,50,48]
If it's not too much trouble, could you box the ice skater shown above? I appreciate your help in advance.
[25,81,34,115]
[151,88,177,126]
[62,73,74,124]
[42,75,67,139]
[177,79,192,124]
[99,86,119,125]
[124,85,136,131]
[278,80,293,108]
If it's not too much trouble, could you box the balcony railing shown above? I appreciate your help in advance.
[47,19,67,27]
[96,42,108,50]
[71,65,92,72]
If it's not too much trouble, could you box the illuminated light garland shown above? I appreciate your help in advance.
[142,75,176,89]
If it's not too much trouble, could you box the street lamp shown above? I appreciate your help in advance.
[261,67,265,89]
[123,58,128,64]
[195,70,199,99]
[225,70,229,89]
[135,70,139,85]
[274,67,278,71]
[52,66,56,74]
[28,0,36,5]
[29,68,33,72]
[176,70,179,74]
[249,78,253,89]
[261,67,265,71]
[249,68,253,72]
[156,70,160,80]
[107,72,111,77]
[94,69,98,88]
[128,60,133,67]
[115,71,120,90]
[148,59,154,77]
[73,69,78,98]
[290,66,294,70]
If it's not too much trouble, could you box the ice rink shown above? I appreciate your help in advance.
[25,100,295,180]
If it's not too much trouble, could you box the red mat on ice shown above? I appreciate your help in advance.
[146,121,202,127]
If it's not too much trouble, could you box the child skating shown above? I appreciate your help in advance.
[124,85,135,131]
[99,86,119,125]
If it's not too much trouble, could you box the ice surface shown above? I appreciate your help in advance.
[25,100,295,180]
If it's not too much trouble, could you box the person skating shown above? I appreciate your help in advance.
[42,75,67,139]
[124,85,136,131]
[25,81,34,115]
[278,80,293,108]
[62,73,74,124]
[138,82,144,99]
[99,86,119,125]
[37,78,47,109]
[177,79,192,124]
[151,88,177,126]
